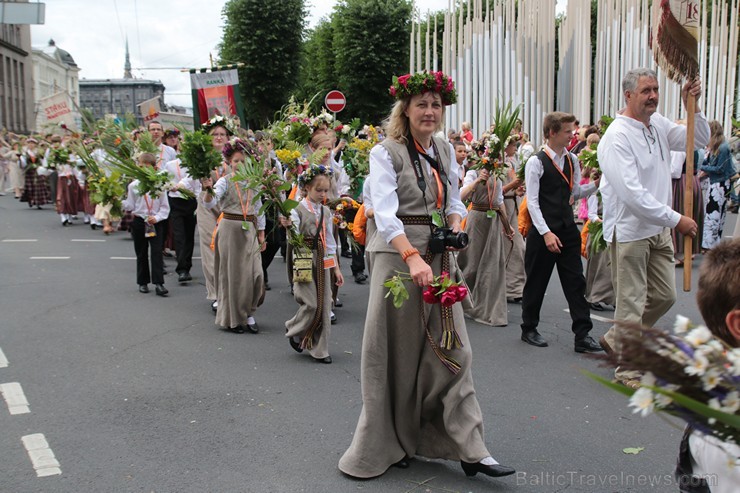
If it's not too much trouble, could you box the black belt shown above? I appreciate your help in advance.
[398,215,432,225]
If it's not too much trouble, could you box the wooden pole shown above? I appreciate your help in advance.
[683,93,696,292]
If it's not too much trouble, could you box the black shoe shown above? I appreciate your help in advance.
[314,356,332,364]
[264,282,271,291]
[211,300,218,313]
[246,323,259,334]
[62,219,70,226]
[138,284,149,293]
[90,223,97,230]
[226,326,245,334]
[575,336,604,353]
[341,251,352,258]
[589,302,605,311]
[460,461,515,478]
[392,457,411,469]
[507,297,523,304]
[289,337,303,353]
[334,299,343,308]
[331,314,337,324]
[178,272,189,283]
[353,273,367,284]
[521,330,548,347]
[155,284,168,296]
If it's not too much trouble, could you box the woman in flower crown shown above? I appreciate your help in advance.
[201,138,265,334]
[20,137,51,209]
[197,116,236,313]
[338,71,515,479]
[282,164,344,363]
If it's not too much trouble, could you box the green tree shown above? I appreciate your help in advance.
[331,0,413,123]
[219,0,306,127]
[295,18,337,112]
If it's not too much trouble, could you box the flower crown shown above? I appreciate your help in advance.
[298,164,333,188]
[202,115,239,136]
[389,71,457,106]
[222,138,251,160]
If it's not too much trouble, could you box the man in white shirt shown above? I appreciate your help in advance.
[520,112,603,353]
[597,68,709,387]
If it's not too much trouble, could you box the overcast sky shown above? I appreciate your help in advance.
[31,0,559,110]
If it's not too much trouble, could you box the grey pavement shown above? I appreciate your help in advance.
[1,194,736,493]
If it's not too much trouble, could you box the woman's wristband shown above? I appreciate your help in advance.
[401,248,420,262]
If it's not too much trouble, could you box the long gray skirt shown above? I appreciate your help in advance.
[196,202,219,301]
[285,261,332,359]
[457,210,508,326]
[338,251,490,478]
[503,197,526,298]
[213,219,264,329]
[585,234,615,305]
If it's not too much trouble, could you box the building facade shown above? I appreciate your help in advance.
[0,21,34,133]
[32,39,80,131]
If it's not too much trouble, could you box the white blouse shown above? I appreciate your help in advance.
[289,198,337,255]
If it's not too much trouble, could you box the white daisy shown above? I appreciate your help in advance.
[684,352,710,377]
[673,315,691,334]
[722,391,740,414]
[701,368,722,391]
[629,387,655,417]
[727,348,740,376]
[685,325,713,347]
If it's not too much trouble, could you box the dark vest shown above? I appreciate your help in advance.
[537,149,574,233]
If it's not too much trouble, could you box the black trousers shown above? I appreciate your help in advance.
[169,197,197,274]
[351,245,365,275]
[521,226,592,340]
[338,228,350,254]
[132,217,165,285]
[261,218,285,283]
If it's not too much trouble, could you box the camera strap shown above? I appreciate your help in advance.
[405,134,448,217]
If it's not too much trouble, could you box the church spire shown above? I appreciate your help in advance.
[123,37,132,79]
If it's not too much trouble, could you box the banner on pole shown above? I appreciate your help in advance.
[652,0,700,82]
[138,97,161,123]
[189,69,246,129]
[38,92,77,131]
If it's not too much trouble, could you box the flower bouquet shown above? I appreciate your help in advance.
[587,217,607,255]
[342,134,376,196]
[384,270,468,309]
[270,97,316,148]
[179,130,223,193]
[469,101,521,181]
[87,171,126,217]
[47,147,70,170]
[578,142,600,172]
[275,147,305,178]
[584,316,740,448]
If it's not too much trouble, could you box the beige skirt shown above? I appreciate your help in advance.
[196,201,219,301]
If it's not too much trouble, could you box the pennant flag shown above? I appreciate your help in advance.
[189,69,246,130]
[38,92,77,131]
[652,0,701,82]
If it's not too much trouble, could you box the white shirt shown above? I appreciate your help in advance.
[689,433,740,493]
[670,151,686,180]
[368,142,467,245]
[121,180,170,223]
[203,175,266,230]
[462,169,504,207]
[598,111,710,242]
[330,153,350,197]
[361,179,373,213]
[289,198,337,255]
[587,194,601,222]
[525,144,596,235]
[156,144,178,169]
[163,159,201,199]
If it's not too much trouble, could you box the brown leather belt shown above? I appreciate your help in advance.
[470,203,491,212]
[222,212,257,224]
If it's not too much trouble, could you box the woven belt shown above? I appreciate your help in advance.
[470,203,491,212]
[398,215,433,226]
[222,212,257,224]
[304,237,317,249]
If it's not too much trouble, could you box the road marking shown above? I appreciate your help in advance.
[564,308,613,323]
[0,347,7,368]
[110,256,136,260]
[29,257,70,260]
[21,434,61,477]
[71,239,106,242]
[0,382,30,414]
[2,239,38,242]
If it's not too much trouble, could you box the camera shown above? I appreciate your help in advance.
[429,227,469,254]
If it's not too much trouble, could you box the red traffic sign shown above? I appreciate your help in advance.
[325,90,346,113]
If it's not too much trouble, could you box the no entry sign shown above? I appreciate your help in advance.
[325,90,346,113]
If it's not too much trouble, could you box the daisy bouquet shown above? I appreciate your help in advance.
[585,316,740,447]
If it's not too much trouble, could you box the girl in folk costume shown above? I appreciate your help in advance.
[52,147,80,226]
[502,136,526,303]
[20,138,51,209]
[197,116,236,313]
[283,165,344,364]
[74,161,102,229]
[121,153,170,297]
[584,169,615,311]
[457,166,513,326]
[700,121,736,251]
[338,72,515,479]
[201,139,266,334]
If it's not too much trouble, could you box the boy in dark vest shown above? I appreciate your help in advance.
[520,112,603,353]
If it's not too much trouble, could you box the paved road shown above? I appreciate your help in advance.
[1,195,736,493]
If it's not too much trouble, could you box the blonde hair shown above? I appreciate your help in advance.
[383,95,446,144]
[708,120,726,155]
[586,133,600,145]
